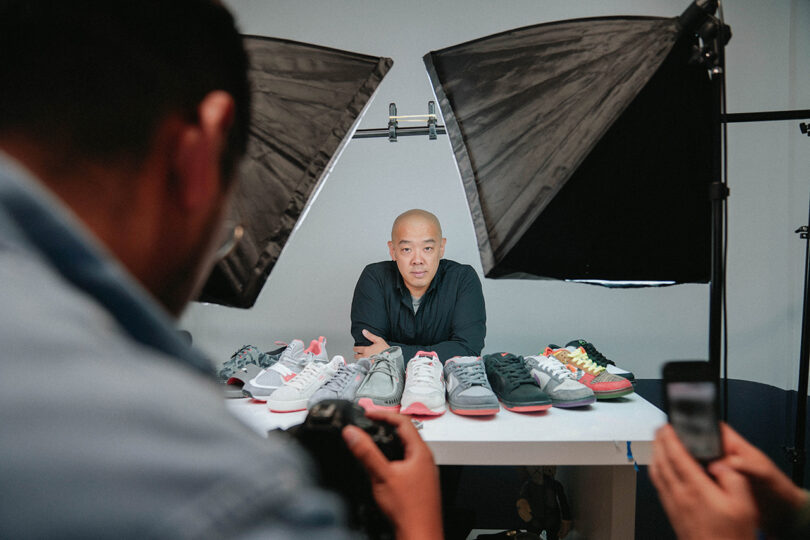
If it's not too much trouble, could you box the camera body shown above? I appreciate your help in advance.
[288,399,404,538]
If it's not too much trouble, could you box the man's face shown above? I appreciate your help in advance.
[388,216,446,297]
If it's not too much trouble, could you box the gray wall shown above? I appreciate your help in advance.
[181,0,810,392]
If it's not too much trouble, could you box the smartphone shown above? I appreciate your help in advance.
[662,360,723,464]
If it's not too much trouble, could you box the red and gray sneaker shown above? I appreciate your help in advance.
[483,353,552,413]
[565,339,635,384]
[443,356,500,416]
[545,346,634,400]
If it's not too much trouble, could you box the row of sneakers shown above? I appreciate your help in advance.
[352,342,634,417]
[353,348,502,416]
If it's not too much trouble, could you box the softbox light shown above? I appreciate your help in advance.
[200,36,392,307]
[424,16,713,283]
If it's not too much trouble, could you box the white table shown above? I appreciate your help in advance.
[226,394,666,540]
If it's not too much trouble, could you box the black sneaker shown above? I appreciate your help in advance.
[483,353,552,412]
[565,339,635,383]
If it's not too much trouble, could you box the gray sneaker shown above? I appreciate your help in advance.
[242,338,329,401]
[355,346,405,411]
[443,356,500,416]
[308,358,371,408]
[523,354,595,408]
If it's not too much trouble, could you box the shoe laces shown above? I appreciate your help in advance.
[369,356,399,379]
[535,357,574,380]
[579,341,614,367]
[286,362,324,390]
[492,357,535,389]
[567,348,605,375]
[453,361,488,387]
[408,357,441,386]
[322,363,355,391]
[219,345,259,378]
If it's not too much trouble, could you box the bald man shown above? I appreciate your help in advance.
[351,209,486,363]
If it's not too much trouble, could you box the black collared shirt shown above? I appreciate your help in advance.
[350,259,486,362]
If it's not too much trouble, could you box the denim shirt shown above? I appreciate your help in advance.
[0,153,349,539]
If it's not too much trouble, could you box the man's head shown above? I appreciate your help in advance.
[0,0,250,315]
[388,209,446,298]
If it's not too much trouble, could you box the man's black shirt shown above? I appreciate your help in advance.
[350,259,486,362]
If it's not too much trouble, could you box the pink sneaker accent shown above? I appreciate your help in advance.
[305,336,326,355]
[503,403,552,413]
[400,402,445,416]
[450,407,499,416]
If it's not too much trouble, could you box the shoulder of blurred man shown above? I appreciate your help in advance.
[0,155,350,538]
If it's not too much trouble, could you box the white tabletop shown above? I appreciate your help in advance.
[226,393,666,466]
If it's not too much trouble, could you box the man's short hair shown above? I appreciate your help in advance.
[0,0,250,179]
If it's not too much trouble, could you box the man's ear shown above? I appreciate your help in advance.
[388,240,396,260]
[172,91,235,209]
[439,237,447,258]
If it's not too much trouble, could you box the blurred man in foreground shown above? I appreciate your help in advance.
[0,1,441,538]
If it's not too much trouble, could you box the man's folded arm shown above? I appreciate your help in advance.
[350,265,390,346]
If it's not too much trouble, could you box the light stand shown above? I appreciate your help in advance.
[678,0,731,419]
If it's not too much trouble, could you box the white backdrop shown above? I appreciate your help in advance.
[181,0,810,392]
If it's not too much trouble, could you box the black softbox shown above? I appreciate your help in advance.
[424,16,713,283]
[200,36,392,307]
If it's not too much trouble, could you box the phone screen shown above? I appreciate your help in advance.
[665,380,722,462]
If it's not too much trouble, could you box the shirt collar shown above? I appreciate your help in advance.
[395,259,445,299]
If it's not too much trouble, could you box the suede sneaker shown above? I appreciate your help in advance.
[523,354,595,408]
[355,346,405,412]
[545,346,634,400]
[308,358,371,408]
[443,356,500,416]
[565,339,635,383]
[401,351,446,416]
[483,353,552,412]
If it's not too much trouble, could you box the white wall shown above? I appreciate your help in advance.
[181,0,810,392]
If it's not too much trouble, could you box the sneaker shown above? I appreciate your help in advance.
[401,351,446,416]
[267,355,344,412]
[483,353,552,412]
[308,358,371,408]
[545,346,634,400]
[565,339,635,383]
[443,356,500,416]
[242,339,307,400]
[218,344,279,382]
[523,355,595,408]
[355,346,405,412]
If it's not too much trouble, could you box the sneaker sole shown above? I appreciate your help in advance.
[594,387,635,400]
[267,397,308,412]
[357,397,401,412]
[400,401,446,416]
[501,401,552,412]
[449,405,500,416]
[242,389,272,402]
[552,396,597,408]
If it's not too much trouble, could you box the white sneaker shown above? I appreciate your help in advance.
[267,355,343,412]
[400,351,446,416]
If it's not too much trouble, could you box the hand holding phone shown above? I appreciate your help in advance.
[662,360,723,464]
